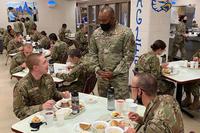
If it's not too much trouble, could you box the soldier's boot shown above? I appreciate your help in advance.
[189,96,200,110]
[182,92,192,107]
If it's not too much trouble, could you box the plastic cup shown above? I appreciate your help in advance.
[115,99,125,113]
[190,61,195,68]
[194,61,199,69]
[43,110,54,127]
[55,109,65,126]
[128,103,138,112]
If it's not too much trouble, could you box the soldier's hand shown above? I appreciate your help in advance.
[42,100,56,110]
[126,127,136,133]
[128,112,141,123]
[21,63,27,68]
[18,46,23,51]
[104,71,113,79]
[61,91,71,99]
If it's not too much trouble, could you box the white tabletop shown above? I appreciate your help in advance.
[11,93,145,133]
[163,61,200,83]
[12,69,63,83]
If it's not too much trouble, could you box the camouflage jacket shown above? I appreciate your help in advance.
[89,23,135,76]
[3,32,14,49]
[39,36,51,49]
[174,22,186,44]
[31,30,42,42]
[13,21,24,33]
[75,30,88,52]
[10,52,26,74]
[135,52,161,78]
[7,39,23,54]
[13,73,62,120]
[136,95,184,133]
[51,40,69,63]
[58,28,70,41]
[56,60,87,92]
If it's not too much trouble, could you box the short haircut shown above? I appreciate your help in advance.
[100,5,115,17]
[62,24,67,28]
[150,40,166,51]
[32,23,37,30]
[135,73,158,96]
[41,31,47,36]
[15,32,22,37]
[26,53,42,71]
[25,17,30,21]
[68,49,81,58]
[23,44,33,49]
[49,33,58,41]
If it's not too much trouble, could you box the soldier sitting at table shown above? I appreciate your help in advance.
[182,49,200,110]
[30,23,42,42]
[135,40,175,95]
[56,49,90,92]
[7,32,23,54]
[10,44,33,74]
[13,53,70,120]
[49,33,69,63]
[127,73,184,133]
[39,31,51,49]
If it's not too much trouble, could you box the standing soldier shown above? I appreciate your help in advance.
[171,15,187,60]
[49,33,69,63]
[7,32,23,54]
[13,19,24,35]
[75,24,88,55]
[88,6,135,99]
[10,44,33,74]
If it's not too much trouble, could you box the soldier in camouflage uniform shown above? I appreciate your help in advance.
[7,32,24,54]
[24,17,35,35]
[182,49,200,110]
[88,6,135,99]
[3,25,15,50]
[127,73,184,133]
[75,24,88,55]
[135,40,175,95]
[171,15,187,60]
[56,49,88,92]
[58,24,71,41]
[13,19,24,35]
[49,33,69,63]
[30,23,42,42]
[13,53,70,120]
[39,31,51,49]
[10,44,33,74]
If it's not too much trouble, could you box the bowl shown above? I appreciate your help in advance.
[92,121,109,133]
[105,126,124,133]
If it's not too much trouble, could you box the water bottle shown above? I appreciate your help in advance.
[71,91,80,115]
[107,86,115,111]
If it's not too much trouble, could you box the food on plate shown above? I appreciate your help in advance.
[162,68,171,74]
[31,116,41,123]
[79,122,91,130]
[61,101,71,108]
[110,120,119,126]
[110,120,126,129]
[111,111,121,118]
[96,124,106,129]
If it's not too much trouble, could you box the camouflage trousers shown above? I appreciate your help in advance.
[157,79,175,95]
[184,83,200,97]
[97,74,130,99]
[171,42,186,60]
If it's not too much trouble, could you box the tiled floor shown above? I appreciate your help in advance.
[0,52,200,133]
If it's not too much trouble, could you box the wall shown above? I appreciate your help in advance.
[0,0,76,35]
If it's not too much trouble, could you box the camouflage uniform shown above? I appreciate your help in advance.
[172,21,186,59]
[56,60,87,92]
[3,32,14,50]
[193,49,200,58]
[26,20,35,35]
[7,39,23,54]
[51,40,69,63]
[39,36,51,49]
[58,28,70,41]
[10,52,26,74]
[75,30,88,55]
[30,30,42,42]
[13,21,24,34]
[135,95,184,133]
[89,23,135,99]
[13,73,62,120]
[135,52,175,95]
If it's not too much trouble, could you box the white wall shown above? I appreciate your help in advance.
[0,0,76,35]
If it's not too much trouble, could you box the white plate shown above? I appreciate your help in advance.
[55,99,85,110]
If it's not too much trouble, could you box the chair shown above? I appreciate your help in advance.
[82,72,97,94]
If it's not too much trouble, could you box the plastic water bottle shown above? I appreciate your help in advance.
[71,91,79,115]
[107,86,115,111]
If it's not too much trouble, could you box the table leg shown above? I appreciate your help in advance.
[176,84,194,118]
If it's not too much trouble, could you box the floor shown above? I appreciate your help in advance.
[0,52,200,133]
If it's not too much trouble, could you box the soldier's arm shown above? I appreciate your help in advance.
[88,34,101,72]
[7,42,19,54]
[10,58,24,74]
[113,29,135,76]
[51,46,59,62]
[13,83,42,120]
[149,56,161,78]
